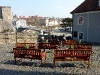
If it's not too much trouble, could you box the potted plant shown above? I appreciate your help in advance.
[24,39,29,49]
[71,44,74,49]
[79,40,82,44]
[46,39,48,43]
[25,44,29,49]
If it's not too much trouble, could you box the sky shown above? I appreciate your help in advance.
[0,0,84,18]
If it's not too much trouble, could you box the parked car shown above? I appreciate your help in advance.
[65,27,72,32]
[58,27,65,32]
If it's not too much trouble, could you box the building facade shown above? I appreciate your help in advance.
[12,15,27,29]
[71,0,100,43]
[49,18,59,26]
[0,6,13,32]
[16,19,27,29]
[39,18,60,27]
[39,18,49,26]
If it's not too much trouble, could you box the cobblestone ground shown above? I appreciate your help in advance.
[0,44,100,75]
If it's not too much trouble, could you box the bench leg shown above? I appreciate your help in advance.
[84,60,90,68]
[87,60,90,68]
[41,60,43,66]
[45,55,46,61]
[54,59,56,68]
[14,58,16,64]
[31,59,32,61]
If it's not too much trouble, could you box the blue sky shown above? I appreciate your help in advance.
[0,0,84,18]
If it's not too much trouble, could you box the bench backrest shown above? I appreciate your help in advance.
[69,44,92,51]
[15,43,36,48]
[62,40,76,45]
[13,48,41,57]
[70,44,92,49]
[38,42,58,49]
[54,49,91,57]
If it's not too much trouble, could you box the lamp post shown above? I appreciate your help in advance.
[48,26,51,35]
[13,15,18,43]
[15,26,17,43]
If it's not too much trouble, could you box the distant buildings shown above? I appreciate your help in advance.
[39,17,61,26]
[49,18,60,26]
[0,6,65,33]
[0,6,13,32]
[16,19,27,29]
[13,15,62,27]
[39,18,49,26]
[12,15,27,29]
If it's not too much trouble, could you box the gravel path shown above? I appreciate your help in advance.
[0,44,100,75]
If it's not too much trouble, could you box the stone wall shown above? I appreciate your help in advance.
[0,32,38,44]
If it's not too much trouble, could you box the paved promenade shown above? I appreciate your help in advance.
[0,44,100,75]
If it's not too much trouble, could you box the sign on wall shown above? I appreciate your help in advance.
[8,16,12,20]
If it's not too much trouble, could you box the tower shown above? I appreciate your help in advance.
[0,6,13,32]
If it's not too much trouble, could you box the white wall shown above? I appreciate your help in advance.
[16,19,27,28]
[39,18,49,26]
[39,18,61,27]
[48,19,59,26]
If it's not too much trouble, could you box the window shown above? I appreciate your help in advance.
[78,16,83,25]
[73,31,77,37]
[78,32,83,39]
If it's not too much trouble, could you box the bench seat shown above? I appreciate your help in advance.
[54,49,91,68]
[13,48,46,66]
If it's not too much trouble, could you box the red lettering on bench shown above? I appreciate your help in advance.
[15,43,36,49]
[38,42,58,49]
[54,49,91,68]
[13,48,46,66]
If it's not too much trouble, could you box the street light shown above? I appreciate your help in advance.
[48,26,51,35]
[15,26,17,43]
[13,15,18,43]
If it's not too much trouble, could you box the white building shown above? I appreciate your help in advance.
[48,19,59,26]
[12,15,27,29]
[39,18,61,27]
[16,19,27,28]
[39,18,49,26]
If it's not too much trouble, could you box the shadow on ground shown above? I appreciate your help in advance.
[3,60,86,69]
[0,68,84,75]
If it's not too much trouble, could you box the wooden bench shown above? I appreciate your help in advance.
[54,49,91,68]
[69,44,92,55]
[38,42,58,49]
[15,43,36,49]
[61,40,76,46]
[72,44,92,49]
[13,48,46,66]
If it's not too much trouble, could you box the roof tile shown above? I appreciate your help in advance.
[71,0,99,14]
